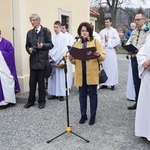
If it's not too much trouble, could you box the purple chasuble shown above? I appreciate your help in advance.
[0,38,20,102]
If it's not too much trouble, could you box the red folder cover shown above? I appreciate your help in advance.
[69,47,98,61]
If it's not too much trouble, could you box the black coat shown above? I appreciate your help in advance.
[26,26,53,70]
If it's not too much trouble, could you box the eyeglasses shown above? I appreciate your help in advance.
[30,19,38,22]
[134,18,144,22]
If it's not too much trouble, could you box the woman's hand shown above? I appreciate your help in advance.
[68,55,74,61]
[93,51,101,57]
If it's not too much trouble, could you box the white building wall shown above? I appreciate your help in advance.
[0,0,89,92]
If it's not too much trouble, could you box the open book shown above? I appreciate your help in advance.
[69,46,98,61]
[123,44,138,53]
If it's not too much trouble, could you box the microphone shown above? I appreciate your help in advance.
[75,35,83,40]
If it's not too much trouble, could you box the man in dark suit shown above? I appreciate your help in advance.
[24,13,53,109]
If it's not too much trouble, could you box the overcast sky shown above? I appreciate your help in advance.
[129,0,150,8]
[90,0,150,9]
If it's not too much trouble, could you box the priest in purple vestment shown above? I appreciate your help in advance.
[0,30,20,109]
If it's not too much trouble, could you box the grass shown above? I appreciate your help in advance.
[116,49,127,54]
[116,46,127,54]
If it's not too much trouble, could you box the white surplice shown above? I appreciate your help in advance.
[135,34,150,141]
[0,51,16,105]
[99,27,120,86]
[64,32,74,89]
[126,60,135,100]
[126,39,135,100]
[48,32,68,96]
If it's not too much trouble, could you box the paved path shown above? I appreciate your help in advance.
[0,54,150,150]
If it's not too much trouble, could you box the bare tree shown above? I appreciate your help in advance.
[90,0,148,27]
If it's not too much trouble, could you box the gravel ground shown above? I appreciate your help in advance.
[0,54,150,150]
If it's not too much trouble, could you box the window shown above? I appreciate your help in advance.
[61,15,69,24]
[59,8,72,33]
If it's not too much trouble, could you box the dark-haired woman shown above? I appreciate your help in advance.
[69,22,105,125]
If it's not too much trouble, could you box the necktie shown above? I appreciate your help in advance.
[82,41,87,78]
[82,41,87,48]
[135,29,141,46]
[35,29,38,34]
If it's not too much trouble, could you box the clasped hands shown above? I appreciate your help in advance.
[105,35,108,41]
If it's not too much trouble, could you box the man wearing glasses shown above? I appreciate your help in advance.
[127,12,150,110]
[25,14,53,109]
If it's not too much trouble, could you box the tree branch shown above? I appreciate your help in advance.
[106,0,111,7]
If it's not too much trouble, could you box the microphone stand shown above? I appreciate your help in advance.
[47,38,90,143]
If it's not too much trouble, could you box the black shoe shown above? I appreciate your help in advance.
[89,116,95,125]
[127,98,135,101]
[38,103,45,109]
[140,137,148,140]
[48,95,58,100]
[127,103,137,110]
[24,103,34,109]
[0,104,10,109]
[79,115,88,124]
[59,96,65,101]
[100,85,108,89]
[111,85,115,91]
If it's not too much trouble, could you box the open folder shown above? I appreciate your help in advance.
[69,46,98,61]
[122,44,138,53]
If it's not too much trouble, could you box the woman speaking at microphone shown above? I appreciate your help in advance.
[68,22,105,125]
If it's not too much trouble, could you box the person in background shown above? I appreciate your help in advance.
[135,34,150,141]
[61,23,74,90]
[99,17,120,90]
[125,22,136,40]
[69,22,105,125]
[0,30,20,109]
[24,13,53,109]
[61,23,74,46]
[126,22,136,101]
[48,21,68,101]
[127,12,150,110]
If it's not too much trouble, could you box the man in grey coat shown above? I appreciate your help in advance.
[24,13,53,109]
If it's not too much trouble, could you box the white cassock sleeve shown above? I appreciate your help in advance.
[49,33,68,63]
[107,29,120,48]
[137,34,150,78]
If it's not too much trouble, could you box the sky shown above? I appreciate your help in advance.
[90,0,150,9]
[129,0,150,8]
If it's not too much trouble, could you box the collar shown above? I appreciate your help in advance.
[138,24,146,31]
[81,37,90,43]
[35,25,41,33]
[106,27,112,30]
[0,37,2,42]
[56,31,62,35]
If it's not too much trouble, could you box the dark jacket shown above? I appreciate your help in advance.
[26,26,53,70]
